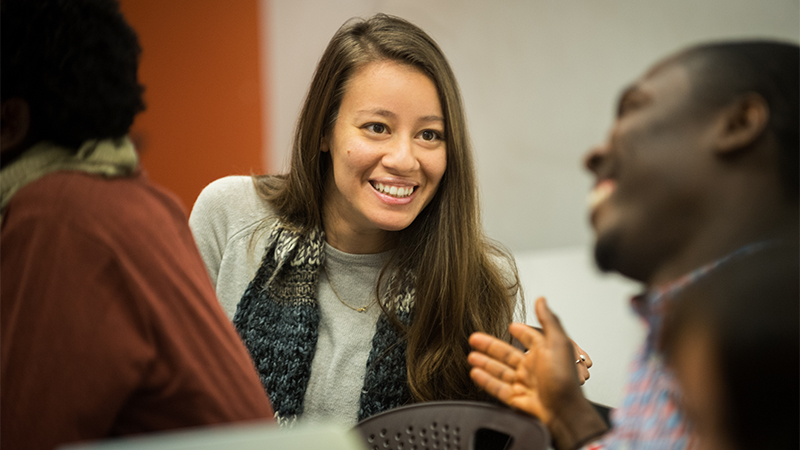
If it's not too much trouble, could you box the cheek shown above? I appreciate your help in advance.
[331,139,380,178]
[614,132,683,209]
[616,118,701,185]
[421,149,447,187]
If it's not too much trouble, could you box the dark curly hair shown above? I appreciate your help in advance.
[1,0,145,149]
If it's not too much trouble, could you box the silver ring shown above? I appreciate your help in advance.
[575,354,586,364]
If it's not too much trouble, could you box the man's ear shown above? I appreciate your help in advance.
[1,98,31,155]
[713,93,769,155]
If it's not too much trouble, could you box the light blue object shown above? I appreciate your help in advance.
[58,422,366,450]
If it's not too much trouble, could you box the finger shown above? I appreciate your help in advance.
[576,363,590,385]
[467,351,518,384]
[508,322,543,351]
[534,297,568,338]
[582,351,593,369]
[470,368,514,403]
[571,341,593,369]
[535,297,577,363]
[535,298,582,375]
[469,332,524,367]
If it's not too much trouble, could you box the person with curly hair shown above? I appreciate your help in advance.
[1,1,274,448]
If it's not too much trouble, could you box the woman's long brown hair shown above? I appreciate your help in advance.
[253,13,521,403]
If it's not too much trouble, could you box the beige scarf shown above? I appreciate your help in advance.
[0,137,139,216]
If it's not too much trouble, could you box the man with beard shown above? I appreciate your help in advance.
[467,40,799,450]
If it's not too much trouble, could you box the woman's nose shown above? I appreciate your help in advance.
[382,137,419,173]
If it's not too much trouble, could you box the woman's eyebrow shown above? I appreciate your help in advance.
[355,108,444,124]
[356,108,396,118]
[418,115,444,124]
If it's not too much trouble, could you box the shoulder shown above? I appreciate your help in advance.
[188,176,278,297]
[3,171,212,293]
[191,176,273,222]
[190,176,276,240]
[6,171,187,237]
[196,175,259,202]
[193,175,261,213]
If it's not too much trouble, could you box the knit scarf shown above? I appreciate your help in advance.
[0,137,139,216]
[232,222,415,425]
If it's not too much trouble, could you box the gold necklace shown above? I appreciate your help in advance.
[322,264,377,313]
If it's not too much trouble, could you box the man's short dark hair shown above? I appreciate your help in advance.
[1,0,146,148]
[679,41,799,200]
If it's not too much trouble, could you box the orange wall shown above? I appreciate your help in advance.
[119,0,267,211]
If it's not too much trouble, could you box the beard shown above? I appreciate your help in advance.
[593,230,620,274]
[592,226,652,283]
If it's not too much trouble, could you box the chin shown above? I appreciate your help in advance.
[593,227,630,275]
[593,234,618,274]
[370,212,419,233]
[594,231,654,283]
[376,221,414,233]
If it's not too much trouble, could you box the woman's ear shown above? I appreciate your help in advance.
[713,93,769,155]
[1,98,31,155]
[320,134,330,153]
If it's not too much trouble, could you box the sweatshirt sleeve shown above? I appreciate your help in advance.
[189,177,243,287]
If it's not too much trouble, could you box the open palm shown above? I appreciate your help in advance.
[468,297,586,425]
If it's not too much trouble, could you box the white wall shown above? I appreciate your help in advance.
[260,0,800,408]
[261,0,799,252]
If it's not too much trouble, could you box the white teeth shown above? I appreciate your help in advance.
[374,182,414,198]
[588,181,615,209]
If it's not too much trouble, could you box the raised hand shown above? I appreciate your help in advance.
[468,297,607,450]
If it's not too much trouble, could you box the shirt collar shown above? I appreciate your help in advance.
[631,240,782,354]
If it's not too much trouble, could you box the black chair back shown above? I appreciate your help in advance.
[354,401,550,450]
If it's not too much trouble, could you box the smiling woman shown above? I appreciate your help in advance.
[321,60,447,253]
[188,14,522,427]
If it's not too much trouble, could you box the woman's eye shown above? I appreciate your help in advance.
[420,130,441,141]
[366,123,386,134]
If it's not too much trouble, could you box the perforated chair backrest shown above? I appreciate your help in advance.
[354,401,550,450]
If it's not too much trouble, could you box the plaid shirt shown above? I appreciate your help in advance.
[583,242,776,450]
